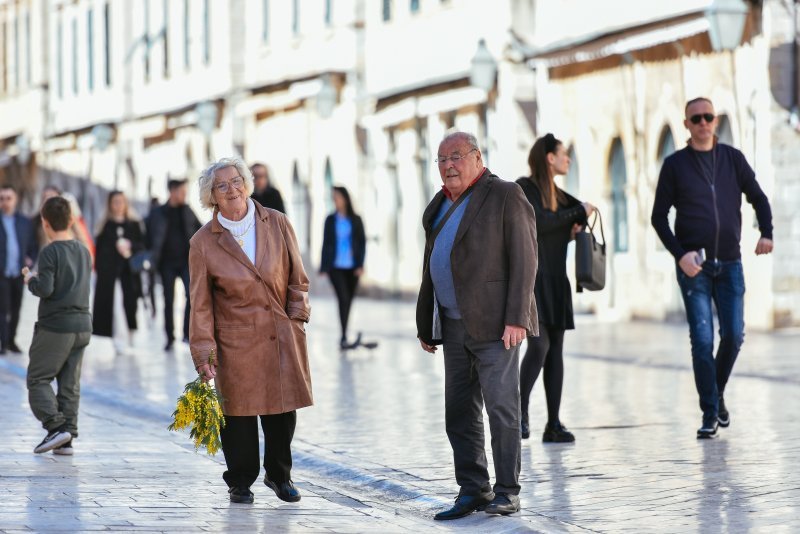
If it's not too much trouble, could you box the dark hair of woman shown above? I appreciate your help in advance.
[527,133,567,212]
[332,186,356,218]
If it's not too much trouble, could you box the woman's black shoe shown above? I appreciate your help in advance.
[228,486,254,504]
[520,412,530,439]
[542,421,575,443]
[264,478,301,502]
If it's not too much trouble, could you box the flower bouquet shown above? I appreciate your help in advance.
[168,352,225,455]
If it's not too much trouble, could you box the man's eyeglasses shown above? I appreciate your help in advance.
[689,113,715,125]
[435,148,477,165]
[213,176,245,193]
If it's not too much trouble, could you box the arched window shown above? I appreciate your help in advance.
[716,114,733,145]
[564,145,579,194]
[657,126,675,165]
[608,138,628,253]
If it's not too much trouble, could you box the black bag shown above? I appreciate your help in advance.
[129,251,153,274]
[575,210,606,292]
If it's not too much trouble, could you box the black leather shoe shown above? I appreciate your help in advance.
[521,412,530,439]
[434,492,494,521]
[484,493,520,515]
[264,477,301,502]
[228,486,254,504]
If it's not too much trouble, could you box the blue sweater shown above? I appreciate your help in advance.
[430,195,471,320]
[651,142,772,262]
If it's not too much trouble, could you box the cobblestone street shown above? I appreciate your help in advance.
[1,292,798,532]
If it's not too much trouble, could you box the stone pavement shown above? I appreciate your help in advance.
[1,291,799,532]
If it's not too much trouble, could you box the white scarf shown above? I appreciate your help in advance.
[217,198,257,264]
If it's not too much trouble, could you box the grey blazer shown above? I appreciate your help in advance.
[416,170,539,345]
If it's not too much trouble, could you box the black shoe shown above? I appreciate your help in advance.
[521,412,530,440]
[264,477,301,502]
[34,428,72,454]
[228,486,254,504]
[164,339,174,351]
[434,492,494,521]
[697,419,718,439]
[8,342,22,353]
[543,421,575,443]
[718,396,730,428]
[484,493,521,515]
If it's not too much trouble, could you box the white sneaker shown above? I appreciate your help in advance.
[53,440,74,455]
[34,429,72,453]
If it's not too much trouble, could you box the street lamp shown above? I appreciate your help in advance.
[470,39,497,92]
[91,124,114,151]
[705,0,749,52]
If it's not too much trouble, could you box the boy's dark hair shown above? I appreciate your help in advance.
[41,196,72,231]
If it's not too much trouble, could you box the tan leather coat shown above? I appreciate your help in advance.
[188,201,313,416]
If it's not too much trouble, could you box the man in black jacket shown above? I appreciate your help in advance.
[250,163,285,213]
[147,179,202,350]
[652,97,773,439]
[0,185,38,354]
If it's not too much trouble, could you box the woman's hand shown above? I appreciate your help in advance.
[582,202,596,217]
[116,238,132,259]
[21,267,34,284]
[570,223,583,241]
[354,267,364,277]
[197,363,217,383]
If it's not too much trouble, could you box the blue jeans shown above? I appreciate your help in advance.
[676,260,745,420]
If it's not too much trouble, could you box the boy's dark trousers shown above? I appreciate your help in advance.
[26,328,92,437]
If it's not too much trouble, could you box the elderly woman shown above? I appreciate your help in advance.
[189,157,312,505]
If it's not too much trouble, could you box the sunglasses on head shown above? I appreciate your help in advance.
[689,113,715,124]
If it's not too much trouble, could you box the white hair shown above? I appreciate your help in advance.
[441,131,480,150]
[197,157,255,210]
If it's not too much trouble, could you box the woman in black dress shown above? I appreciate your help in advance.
[319,186,366,349]
[516,133,595,442]
[92,191,145,353]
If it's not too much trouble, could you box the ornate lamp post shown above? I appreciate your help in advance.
[705,0,749,52]
[470,39,497,164]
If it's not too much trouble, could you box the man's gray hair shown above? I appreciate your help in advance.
[441,131,480,150]
[197,157,254,209]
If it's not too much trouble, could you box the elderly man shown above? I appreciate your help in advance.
[652,97,773,439]
[417,132,538,520]
[250,163,285,214]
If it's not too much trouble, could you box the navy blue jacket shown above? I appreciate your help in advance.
[320,213,366,273]
[651,142,772,262]
[0,212,38,276]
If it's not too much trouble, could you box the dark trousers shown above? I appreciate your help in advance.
[219,411,297,489]
[159,262,190,342]
[0,275,24,349]
[27,328,91,437]
[520,324,566,424]
[329,268,359,341]
[442,317,521,496]
[677,260,745,421]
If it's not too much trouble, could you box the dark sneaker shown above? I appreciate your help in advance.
[543,421,575,443]
[718,396,730,428]
[697,419,718,439]
[521,412,530,440]
[228,486,254,504]
[53,440,74,456]
[34,429,72,454]
[484,493,521,515]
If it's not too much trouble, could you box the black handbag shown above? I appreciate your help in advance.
[575,210,606,292]
[129,251,153,274]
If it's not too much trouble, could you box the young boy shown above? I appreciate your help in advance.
[23,196,92,454]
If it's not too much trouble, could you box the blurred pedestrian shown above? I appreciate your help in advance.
[417,132,537,520]
[190,157,312,505]
[23,196,92,455]
[319,186,366,349]
[516,133,595,443]
[147,179,201,350]
[250,163,285,213]
[0,185,38,354]
[92,191,145,354]
[651,97,774,439]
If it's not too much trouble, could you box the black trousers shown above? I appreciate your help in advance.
[520,324,566,424]
[329,268,359,341]
[0,275,24,349]
[219,411,296,489]
[442,317,521,496]
[159,262,190,342]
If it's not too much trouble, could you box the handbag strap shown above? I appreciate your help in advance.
[586,209,606,246]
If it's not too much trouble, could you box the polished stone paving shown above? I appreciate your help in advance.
[1,292,798,532]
